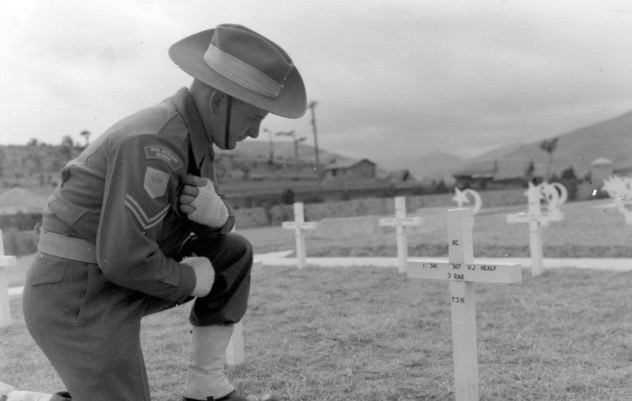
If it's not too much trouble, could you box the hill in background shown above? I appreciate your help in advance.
[412,109,632,181]
[485,109,632,177]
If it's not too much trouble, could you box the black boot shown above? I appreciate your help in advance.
[183,390,270,401]
[182,391,278,401]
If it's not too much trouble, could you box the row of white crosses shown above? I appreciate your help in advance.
[1,229,16,327]
[408,208,522,401]
[507,182,566,276]
[279,191,482,275]
[281,182,568,279]
[281,198,424,274]
[601,175,632,225]
[281,199,423,274]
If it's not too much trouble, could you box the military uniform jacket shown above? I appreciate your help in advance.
[43,88,234,304]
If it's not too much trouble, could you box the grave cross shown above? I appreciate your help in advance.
[408,209,521,401]
[379,196,422,274]
[0,229,17,327]
[507,183,563,276]
[282,202,318,269]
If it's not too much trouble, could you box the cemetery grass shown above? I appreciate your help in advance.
[3,265,632,401]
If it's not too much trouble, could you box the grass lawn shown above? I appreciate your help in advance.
[3,266,632,400]
[2,200,632,400]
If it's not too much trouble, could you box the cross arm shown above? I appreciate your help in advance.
[281,221,318,230]
[407,261,522,284]
[379,217,423,227]
[507,210,564,224]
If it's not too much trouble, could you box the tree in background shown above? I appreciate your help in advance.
[80,130,91,147]
[280,188,295,205]
[25,152,42,174]
[556,166,579,201]
[432,179,449,193]
[525,160,535,183]
[60,135,74,161]
[560,166,577,181]
[539,137,559,182]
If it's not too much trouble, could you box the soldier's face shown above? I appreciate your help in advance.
[211,96,268,150]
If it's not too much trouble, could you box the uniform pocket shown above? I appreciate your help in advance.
[24,253,87,327]
[27,253,68,286]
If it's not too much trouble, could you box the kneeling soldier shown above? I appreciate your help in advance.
[22,23,306,401]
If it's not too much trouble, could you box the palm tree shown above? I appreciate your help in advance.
[540,137,559,182]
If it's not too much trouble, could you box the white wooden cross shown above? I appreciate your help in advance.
[0,229,16,327]
[408,209,521,401]
[507,183,564,276]
[281,202,318,269]
[379,196,423,274]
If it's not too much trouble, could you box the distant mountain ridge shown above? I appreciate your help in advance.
[486,109,632,177]
[473,142,527,162]
[411,108,632,181]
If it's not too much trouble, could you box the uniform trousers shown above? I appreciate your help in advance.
[22,232,253,401]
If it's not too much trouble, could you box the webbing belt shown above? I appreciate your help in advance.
[37,229,98,264]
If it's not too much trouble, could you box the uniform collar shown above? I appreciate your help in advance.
[172,87,214,168]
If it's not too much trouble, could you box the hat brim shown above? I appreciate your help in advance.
[169,29,307,119]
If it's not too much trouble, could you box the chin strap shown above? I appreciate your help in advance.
[224,95,232,148]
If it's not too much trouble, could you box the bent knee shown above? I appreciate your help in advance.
[223,232,253,259]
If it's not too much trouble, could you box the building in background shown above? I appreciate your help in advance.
[324,158,376,180]
[452,159,545,190]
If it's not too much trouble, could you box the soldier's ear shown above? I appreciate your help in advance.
[209,90,226,114]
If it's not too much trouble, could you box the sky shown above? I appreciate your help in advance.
[1,0,632,171]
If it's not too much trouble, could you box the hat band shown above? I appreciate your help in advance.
[204,44,284,98]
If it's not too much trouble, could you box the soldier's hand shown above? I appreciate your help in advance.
[179,174,228,227]
[179,174,206,215]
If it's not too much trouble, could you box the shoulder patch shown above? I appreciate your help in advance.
[144,167,170,198]
[144,145,183,170]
